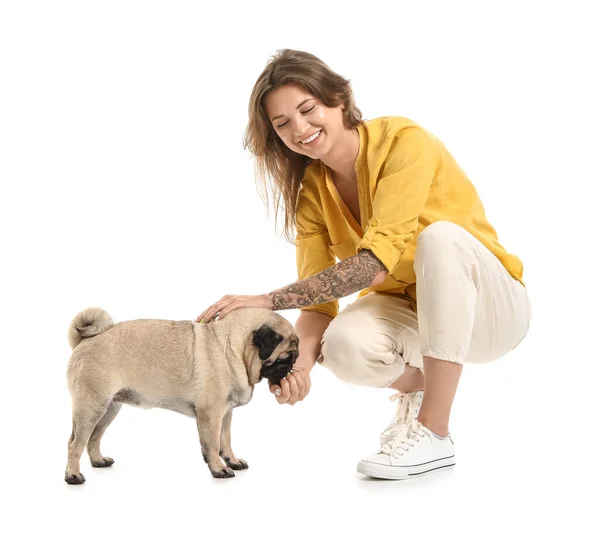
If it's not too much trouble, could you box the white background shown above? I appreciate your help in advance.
[1,1,598,541]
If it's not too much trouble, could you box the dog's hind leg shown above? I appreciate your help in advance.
[65,392,113,485]
[219,408,248,471]
[87,400,122,468]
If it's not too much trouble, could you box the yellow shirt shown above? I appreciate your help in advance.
[295,116,525,319]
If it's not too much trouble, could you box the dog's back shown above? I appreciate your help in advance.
[67,310,197,402]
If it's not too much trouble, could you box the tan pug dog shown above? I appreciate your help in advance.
[65,307,299,484]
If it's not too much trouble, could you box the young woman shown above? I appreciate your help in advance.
[196,49,531,480]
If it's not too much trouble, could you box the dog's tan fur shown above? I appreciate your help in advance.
[65,307,298,483]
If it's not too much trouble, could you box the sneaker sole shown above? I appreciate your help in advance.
[356,456,455,480]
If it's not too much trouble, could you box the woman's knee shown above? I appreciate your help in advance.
[319,316,403,387]
[416,221,473,264]
[418,221,464,248]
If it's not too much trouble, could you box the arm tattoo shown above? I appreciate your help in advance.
[268,250,387,311]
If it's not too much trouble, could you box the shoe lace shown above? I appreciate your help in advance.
[389,392,409,423]
[378,420,428,459]
[385,391,421,430]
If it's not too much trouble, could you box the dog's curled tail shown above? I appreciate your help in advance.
[68,308,115,349]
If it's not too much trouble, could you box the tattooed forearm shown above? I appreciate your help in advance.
[268,250,387,311]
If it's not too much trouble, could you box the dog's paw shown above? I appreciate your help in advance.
[211,466,235,479]
[91,456,114,468]
[65,472,86,485]
[225,458,249,470]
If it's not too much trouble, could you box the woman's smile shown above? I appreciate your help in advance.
[299,129,323,146]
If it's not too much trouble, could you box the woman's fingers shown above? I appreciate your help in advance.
[216,302,240,321]
[196,306,218,323]
[196,294,271,323]
[294,368,311,400]
[196,309,210,323]
[275,377,291,404]
[269,377,288,404]
[196,298,230,323]
[289,369,306,402]
[286,373,300,405]
[269,369,312,405]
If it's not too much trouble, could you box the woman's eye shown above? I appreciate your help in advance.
[276,106,315,129]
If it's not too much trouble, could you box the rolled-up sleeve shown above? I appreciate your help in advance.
[295,182,338,319]
[356,126,439,273]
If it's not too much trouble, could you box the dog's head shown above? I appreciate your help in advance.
[252,320,299,383]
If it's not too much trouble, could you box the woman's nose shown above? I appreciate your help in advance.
[292,117,310,137]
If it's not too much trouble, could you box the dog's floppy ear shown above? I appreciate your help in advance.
[252,325,283,361]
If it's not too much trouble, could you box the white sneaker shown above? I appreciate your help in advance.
[379,391,423,446]
[358,420,455,480]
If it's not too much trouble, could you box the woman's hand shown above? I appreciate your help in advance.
[268,362,315,405]
[196,294,273,323]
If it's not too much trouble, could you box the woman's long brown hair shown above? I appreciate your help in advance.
[244,49,362,243]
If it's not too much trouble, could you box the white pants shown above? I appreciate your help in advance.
[318,221,532,388]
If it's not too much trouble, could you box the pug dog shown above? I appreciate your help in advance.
[64,307,299,484]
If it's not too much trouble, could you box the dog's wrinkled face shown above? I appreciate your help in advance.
[252,324,299,382]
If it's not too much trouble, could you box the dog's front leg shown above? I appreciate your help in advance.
[220,408,249,471]
[196,406,234,478]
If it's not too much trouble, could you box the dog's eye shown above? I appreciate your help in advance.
[275,352,294,364]
[282,352,297,363]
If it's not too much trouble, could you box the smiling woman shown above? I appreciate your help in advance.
[196,49,531,482]
[266,84,342,158]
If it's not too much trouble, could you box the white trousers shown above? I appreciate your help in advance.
[318,221,531,388]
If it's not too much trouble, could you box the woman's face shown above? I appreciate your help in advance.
[264,83,345,160]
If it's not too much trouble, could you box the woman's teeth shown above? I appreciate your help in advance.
[301,130,321,144]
